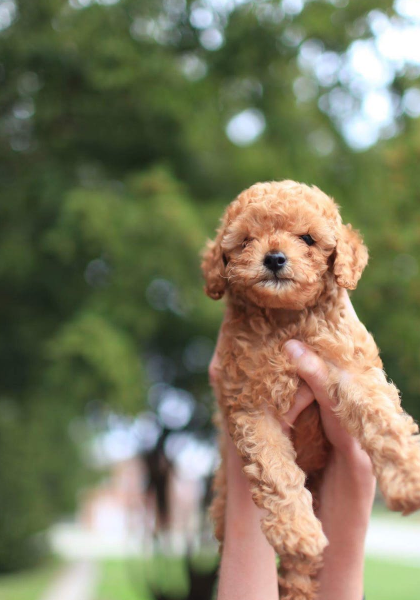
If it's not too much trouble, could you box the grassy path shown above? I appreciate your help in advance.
[0,561,58,600]
[40,560,99,600]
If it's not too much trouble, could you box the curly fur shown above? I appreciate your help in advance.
[202,181,420,600]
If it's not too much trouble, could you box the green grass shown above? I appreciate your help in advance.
[96,555,217,600]
[0,561,59,600]
[365,557,420,600]
[97,556,420,600]
[372,502,420,523]
[96,558,184,600]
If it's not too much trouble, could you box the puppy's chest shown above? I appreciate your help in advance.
[223,326,298,389]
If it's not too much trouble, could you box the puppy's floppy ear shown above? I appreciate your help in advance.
[201,231,227,300]
[333,223,368,289]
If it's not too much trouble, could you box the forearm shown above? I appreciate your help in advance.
[217,457,279,600]
[317,450,375,600]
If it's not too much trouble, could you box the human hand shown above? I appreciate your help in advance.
[283,290,375,476]
[283,339,371,464]
[284,293,375,600]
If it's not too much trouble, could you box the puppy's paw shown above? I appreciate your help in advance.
[385,486,420,515]
[382,467,420,515]
[263,515,328,562]
[279,554,321,600]
[295,515,328,560]
[278,579,317,600]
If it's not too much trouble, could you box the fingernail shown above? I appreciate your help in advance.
[284,340,305,361]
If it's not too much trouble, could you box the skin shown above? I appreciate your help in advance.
[214,294,376,600]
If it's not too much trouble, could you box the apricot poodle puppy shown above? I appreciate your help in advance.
[201,180,420,600]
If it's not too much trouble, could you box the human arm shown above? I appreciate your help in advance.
[216,426,280,600]
[284,339,375,600]
[209,337,279,600]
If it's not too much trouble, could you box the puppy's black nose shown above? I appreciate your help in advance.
[263,252,287,272]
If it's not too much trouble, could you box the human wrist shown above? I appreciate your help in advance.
[319,447,375,539]
[225,468,263,534]
[329,445,375,505]
[317,450,374,600]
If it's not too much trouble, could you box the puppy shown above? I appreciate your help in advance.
[202,180,420,600]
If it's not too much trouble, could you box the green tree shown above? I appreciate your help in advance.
[0,0,419,570]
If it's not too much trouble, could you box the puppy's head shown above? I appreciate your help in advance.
[201,181,368,310]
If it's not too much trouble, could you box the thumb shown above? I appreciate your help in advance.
[284,340,331,407]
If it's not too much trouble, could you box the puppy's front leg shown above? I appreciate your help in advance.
[332,366,420,514]
[230,408,327,600]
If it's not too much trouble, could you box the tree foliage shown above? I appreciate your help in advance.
[0,0,419,570]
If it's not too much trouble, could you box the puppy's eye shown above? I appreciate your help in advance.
[241,237,253,249]
[300,234,315,246]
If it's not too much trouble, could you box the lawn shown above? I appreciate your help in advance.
[96,555,216,600]
[96,557,420,600]
[365,557,420,600]
[0,560,59,600]
[2,555,418,600]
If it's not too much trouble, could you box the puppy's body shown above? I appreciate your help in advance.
[203,181,420,600]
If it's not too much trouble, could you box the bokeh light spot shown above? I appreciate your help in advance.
[157,387,195,429]
[308,129,335,156]
[0,0,17,31]
[282,0,304,16]
[84,258,110,288]
[402,87,420,118]
[226,108,266,146]
[146,278,184,314]
[199,27,224,51]
[178,53,208,81]
[190,7,213,29]
[13,99,35,120]
[183,337,214,373]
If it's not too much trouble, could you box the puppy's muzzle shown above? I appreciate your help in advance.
[263,252,287,273]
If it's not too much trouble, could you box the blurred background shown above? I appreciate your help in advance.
[1,0,420,598]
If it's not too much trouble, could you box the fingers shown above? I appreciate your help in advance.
[285,339,372,459]
[284,340,333,410]
[209,352,220,387]
[209,327,225,387]
[283,382,314,430]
